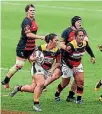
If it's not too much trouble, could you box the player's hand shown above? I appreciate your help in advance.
[91,57,95,64]
[41,36,45,40]
[98,45,102,51]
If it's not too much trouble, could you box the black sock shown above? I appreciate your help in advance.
[55,91,60,97]
[57,83,64,92]
[77,96,82,101]
[43,86,46,90]
[3,76,10,83]
[34,101,39,105]
[18,86,22,91]
[68,91,75,98]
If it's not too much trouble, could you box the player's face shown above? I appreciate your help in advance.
[76,31,84,44]
[52,36,59,48]
[27,7,35,18]
[75,20,82,29]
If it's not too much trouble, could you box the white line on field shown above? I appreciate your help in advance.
[2,2,102,12]
[0,67,30,73]
[0,67,100,73]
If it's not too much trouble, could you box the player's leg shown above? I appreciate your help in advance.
[99,95,102,101]
[44,68,61,88]
[55,77,70,102]
[55,64,73,101]
[1,56,26,88]
[66,79,76,102]
[74,72,84,104]
[10,77,36,97]
[94,79,102,91]
[33,74,45,112]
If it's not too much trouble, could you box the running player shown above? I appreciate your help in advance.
[1,4,45,88]
[10,33,61,111]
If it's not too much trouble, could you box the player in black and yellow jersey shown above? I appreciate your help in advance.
[1,4,45,88]
[10,33,61,111]
[60,16,89,102]
[55,29,95,104]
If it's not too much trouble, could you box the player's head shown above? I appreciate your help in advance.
[71,16,82,29]
[75,28,85,44]
[25,4,35,18]
[45,33,58,48]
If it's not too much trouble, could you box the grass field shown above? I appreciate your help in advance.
[1,1,102,114]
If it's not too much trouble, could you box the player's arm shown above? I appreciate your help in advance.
[60,39,67,50]
[60,29,69,50]
[85,42,95,64]
[60,41,73,52]
[22,20,45,40]
[51,50,61,73]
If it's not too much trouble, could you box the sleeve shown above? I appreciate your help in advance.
[61,29,68,42]
[85,41,95,57]
[67,42,74,51]
[21,18,31,33]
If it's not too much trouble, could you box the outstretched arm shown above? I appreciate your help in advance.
[85,42,95,64]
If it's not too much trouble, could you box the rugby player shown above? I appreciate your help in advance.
[55,16,89,102]
[55,29,95,104]
[94,44,102,101]
[10,33,61,111]
[1,4,45,88]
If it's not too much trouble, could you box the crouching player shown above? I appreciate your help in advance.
[10,33,61,111]
[94,44,102,101]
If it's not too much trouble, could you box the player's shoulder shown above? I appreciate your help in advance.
[40,44,46,51]
[22,17,31,24]
[63,26,72,33]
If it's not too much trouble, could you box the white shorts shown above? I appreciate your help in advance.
[61,63,83,78]
[31,63,51,79]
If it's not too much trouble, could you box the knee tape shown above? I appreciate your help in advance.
[16,60,25,68]
[8,60,25,74]
[16,60,25,69]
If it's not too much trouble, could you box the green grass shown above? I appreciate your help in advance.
[1,1,102,114]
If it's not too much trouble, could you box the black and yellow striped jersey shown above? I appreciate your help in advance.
[38,44,60,70]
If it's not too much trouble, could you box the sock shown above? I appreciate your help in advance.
[55,84,64,97]
[68,90,75,98]
[57,83,64,92]
[43,86,46,90]
[77,96,82,101]
[77,86,83,96]
[76,86,83,101]
[18,86,22,91]
[3,76,10,83]
[34,101,39,105]
[55,91,60,97]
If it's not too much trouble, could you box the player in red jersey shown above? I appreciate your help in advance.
[1,4,45,88]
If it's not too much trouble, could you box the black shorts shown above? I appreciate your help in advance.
[16,49,34,59]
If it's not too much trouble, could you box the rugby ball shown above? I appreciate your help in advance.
[35,50,44,64]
